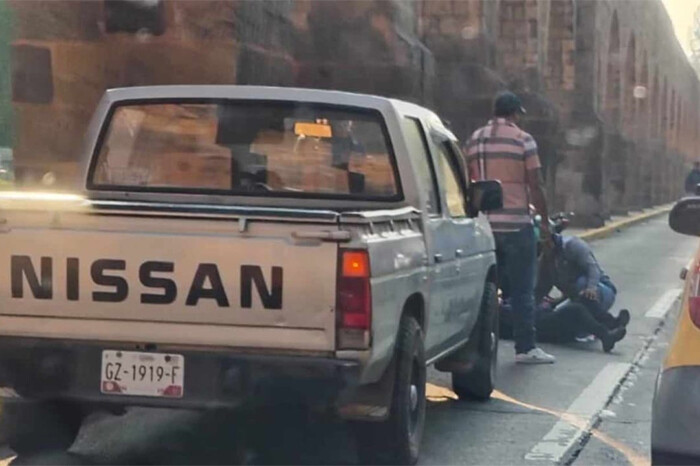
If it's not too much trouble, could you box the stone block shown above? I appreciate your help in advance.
[424,17,440,35]
[500,3,512,20]
[320,0,374,20]
[289,0,312,31]
[526,52,538,67]
[452,0,472,17]
[425,33,484,62]
[501,19,529,39]
[439,17,460,35]
[499,20,515,37]
[172,1,237,41]
[563,73,575,91]
[235,0,297,52]
[512,5,525,20]
[11,44,53,104]
[104,0,166,36]
[424,0,452,16]
[513,21,530,38]
[113,41,238,87]
[8,0,101,41]
[565,50,575,65]
[236,45,296,86]
[525,4,538,20]
[327,62,420,99]
[13,103,92,163]
[371,12,394,38]
[50,43,109,110]
[562,39,575,53]
[13,160,80,189]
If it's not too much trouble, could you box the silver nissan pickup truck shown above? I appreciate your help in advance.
[0,86,501,464]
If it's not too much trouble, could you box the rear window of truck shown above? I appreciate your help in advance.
[88,101,401,200]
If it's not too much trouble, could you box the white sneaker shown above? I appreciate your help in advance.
[515,347,556,364]
[574,334,597,344]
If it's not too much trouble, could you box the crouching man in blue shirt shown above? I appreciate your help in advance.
[536,234,631,334]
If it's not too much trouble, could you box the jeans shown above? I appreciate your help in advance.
[536,301,610,343]
[494,224,537,354]
[573,276,618,329]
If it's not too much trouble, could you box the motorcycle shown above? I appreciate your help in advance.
[534,210,572,238]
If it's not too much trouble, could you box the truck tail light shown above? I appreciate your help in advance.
[337,250,371,350]
[338,250,371,329]
[688,261,700,328]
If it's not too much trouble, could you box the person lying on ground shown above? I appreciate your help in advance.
[500,296,627,352]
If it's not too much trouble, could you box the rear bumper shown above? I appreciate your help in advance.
[652,366,700,461]
[0,337,361,410]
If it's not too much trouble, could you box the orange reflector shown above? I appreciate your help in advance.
[342,250,369,278]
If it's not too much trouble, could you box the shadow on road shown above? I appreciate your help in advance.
[8,397,505,465]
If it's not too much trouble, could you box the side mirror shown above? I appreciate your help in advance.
[469,180,503,213]
[694,183,700,196]
[669,197,700,236]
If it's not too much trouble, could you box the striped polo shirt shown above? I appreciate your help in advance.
[464,118,541,232]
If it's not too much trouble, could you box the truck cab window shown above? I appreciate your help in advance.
[432,140,467,218]
[90,102,400,200]
[402,117,440,215]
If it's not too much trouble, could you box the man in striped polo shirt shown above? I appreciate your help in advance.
[465,91,556,364]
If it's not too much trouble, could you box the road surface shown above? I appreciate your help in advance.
[5,215,695,465]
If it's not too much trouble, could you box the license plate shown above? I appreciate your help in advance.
[101,350,184,398]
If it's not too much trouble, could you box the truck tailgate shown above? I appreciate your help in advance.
[0,211,339,351]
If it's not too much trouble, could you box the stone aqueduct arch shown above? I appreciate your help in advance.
[594,5,696,210]
[544,0,575,94]
[622,32,639,207]
[476,1,690,210]
[651,68,659,137]
[668,92,673,144]
[661,77,668,140]
[638,53,649,135]
[602,11,625,211]
[638,53,651,206]
[622,33,636,133]
[604,11,622,128]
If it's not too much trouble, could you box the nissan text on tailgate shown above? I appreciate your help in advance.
[0,86,502,464]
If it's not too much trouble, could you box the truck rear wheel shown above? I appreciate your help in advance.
[4,401,83,455]
[452,282,498,401]
[353,316,426,465]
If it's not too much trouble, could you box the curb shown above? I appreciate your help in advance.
[577,204,673,242]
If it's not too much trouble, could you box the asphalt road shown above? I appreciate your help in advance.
[5,215,695,466]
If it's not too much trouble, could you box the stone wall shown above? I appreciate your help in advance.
[6,0,433,185]
[0,0,11,148]
[3,0,698,225]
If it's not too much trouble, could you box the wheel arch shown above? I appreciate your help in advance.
[487,264,498,286]
[401,292,426,331]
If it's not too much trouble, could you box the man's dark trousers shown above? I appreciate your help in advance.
[494,224,537,354]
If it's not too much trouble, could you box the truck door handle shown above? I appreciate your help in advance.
[455,249,464,258]
[434,253,443,263]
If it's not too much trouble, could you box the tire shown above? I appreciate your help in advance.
[4,401,83,455]
[651,448,700,465]
[354,316,426,465]
[452,282,499,401]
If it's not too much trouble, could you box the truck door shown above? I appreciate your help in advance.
[427,134,481,343]
[401,117,451,354]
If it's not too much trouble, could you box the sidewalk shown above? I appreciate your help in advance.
[570,204,673,241]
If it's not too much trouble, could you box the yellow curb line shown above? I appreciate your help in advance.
[577,204,673,242]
